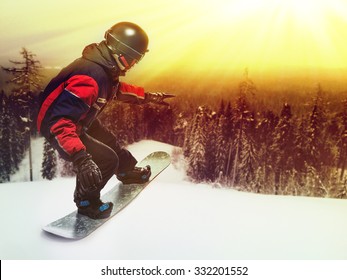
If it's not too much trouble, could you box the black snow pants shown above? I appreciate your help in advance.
[74,118,137,205]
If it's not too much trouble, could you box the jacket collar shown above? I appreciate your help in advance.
[82,41,121,77]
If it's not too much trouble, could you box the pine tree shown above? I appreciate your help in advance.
[2,48,41,95]
[307,104,325,171]
[224,101,234,180]
[123,104,137,144]
[292,115,310,190]
[173,112,188,147]
[0,90,4,115]
[1,48,42,181]
[214,107,231,183]
[0,90,5,181]
[224,101,234,140]
[205,110,218,182]
[271,103,294,194]
[293,116,309,171]
[183,112,197,158]
[133,106,145,142]
[306,86,334,195]
[230,69,256,187]
[256,110,278,191]
[310,86,328,164]
[10,116,26,173]
[0,93,27,181]
[0,94,12,182]
[323,115,339,175]
[218,99,225,116]
[337,99,347,181]
[100,102,128,146]
[2,47,42,122]
[186,107,208,182]
[239,111,258,188]
[41,139,57,180]
[141,104,175,144]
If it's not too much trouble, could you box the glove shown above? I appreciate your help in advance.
[74,154,102,192]
[145,92,175,106]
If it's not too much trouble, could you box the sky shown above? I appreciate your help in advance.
[1,0,347,85]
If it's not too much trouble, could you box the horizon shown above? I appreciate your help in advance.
[1,64,347,99]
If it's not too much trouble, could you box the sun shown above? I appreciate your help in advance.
[133,0,347,83]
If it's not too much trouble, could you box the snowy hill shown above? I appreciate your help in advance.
[1,139,347,260]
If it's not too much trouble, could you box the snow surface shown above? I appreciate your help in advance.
[1,139,347,260]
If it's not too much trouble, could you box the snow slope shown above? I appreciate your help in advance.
[1,139,347,260]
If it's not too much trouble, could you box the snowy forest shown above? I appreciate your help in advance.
[1,49,347,200]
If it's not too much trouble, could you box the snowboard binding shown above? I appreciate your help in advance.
[117,165,151,184]
[77,199,113,219]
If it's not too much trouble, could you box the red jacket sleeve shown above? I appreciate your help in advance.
[50,118,86,156]
[38,75,99,161]
[116,82,145,104]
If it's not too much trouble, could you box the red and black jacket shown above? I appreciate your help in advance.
[37,42,145,162]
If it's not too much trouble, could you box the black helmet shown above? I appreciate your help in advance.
[104,22,149,69]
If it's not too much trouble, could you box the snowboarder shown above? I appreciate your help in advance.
[37,22,173,219]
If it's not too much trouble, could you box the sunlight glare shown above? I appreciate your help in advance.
[150,0,347,76]
[2,0,347,85]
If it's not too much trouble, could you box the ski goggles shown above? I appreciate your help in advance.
[105,31,148,63]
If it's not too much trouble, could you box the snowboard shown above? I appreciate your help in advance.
[42,151,171,240]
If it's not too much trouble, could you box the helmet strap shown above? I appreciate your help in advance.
[113,54,127,71]
[113,54,136,71]
[119,55,130,68]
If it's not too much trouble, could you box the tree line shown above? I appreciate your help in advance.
[182,73,347,199]
[98,72,347,199]
[1,49,347,200]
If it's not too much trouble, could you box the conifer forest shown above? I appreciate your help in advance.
[1,49,347,200]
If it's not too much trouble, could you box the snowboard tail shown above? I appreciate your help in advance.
[42,151,171,239]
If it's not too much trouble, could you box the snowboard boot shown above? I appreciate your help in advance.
[117,165,151,184]
[77,199,113,219]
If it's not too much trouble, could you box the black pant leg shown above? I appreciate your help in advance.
[74,133,119,205]
[87,118,138,173]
